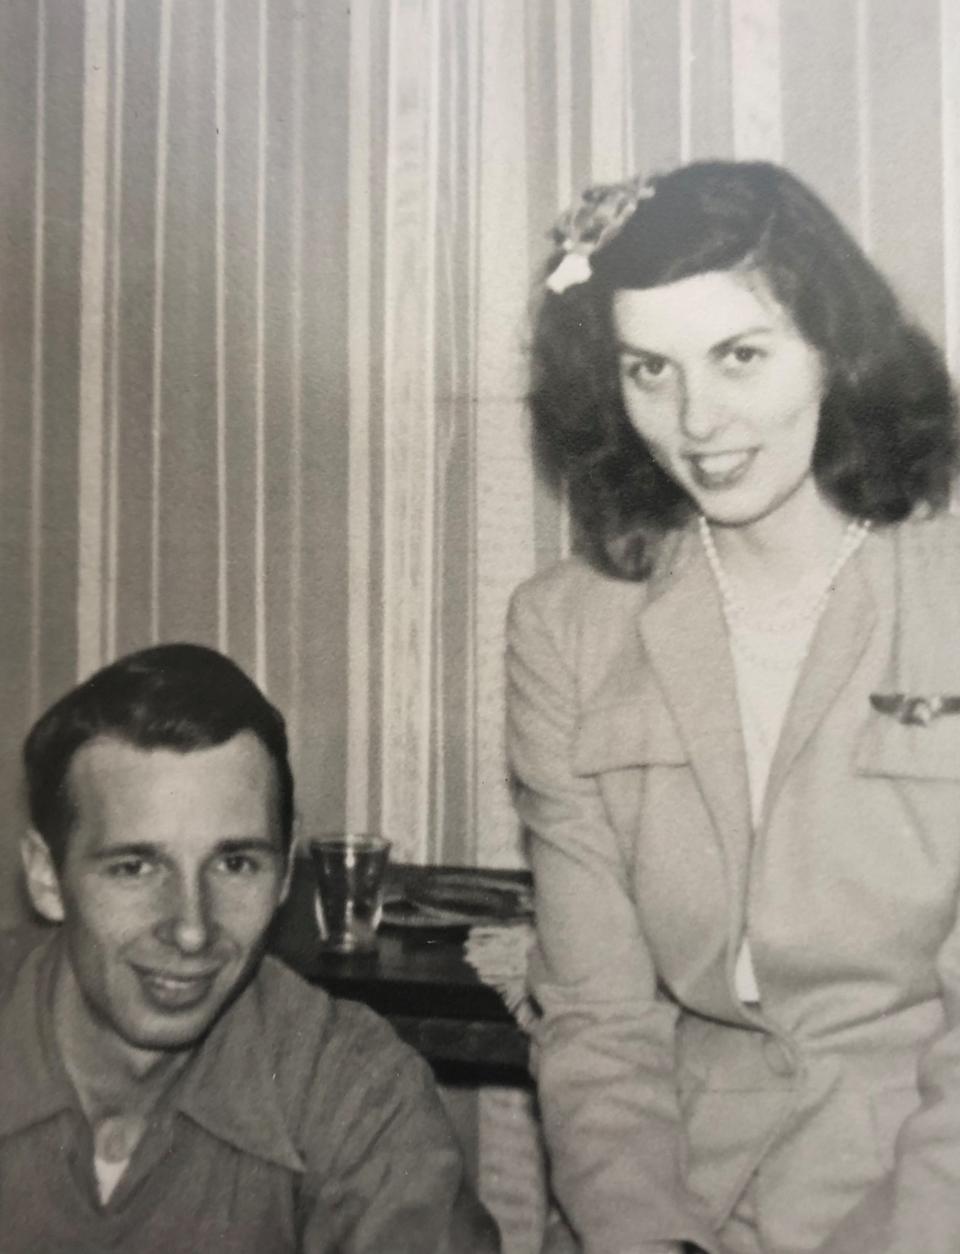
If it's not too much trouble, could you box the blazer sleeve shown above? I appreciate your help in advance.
[506,582,723,1254]
[817,895,960,1254]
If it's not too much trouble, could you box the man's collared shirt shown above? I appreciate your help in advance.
[0,931,500,1253]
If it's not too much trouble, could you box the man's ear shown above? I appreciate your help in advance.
[21,830,65,923]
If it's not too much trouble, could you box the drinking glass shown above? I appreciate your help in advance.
[308,833,391,953]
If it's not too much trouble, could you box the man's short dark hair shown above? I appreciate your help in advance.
[24,643,295,867]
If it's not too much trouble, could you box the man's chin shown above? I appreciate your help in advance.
[121,1011,222,1054]
[116,987,236,1053]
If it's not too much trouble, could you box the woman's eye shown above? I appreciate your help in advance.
[726,344,764,367]
[625,355,670,386]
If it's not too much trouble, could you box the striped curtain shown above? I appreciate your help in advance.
[1,0,957,914]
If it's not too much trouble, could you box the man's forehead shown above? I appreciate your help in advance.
[72,730,271,777]
[66,733,281,833]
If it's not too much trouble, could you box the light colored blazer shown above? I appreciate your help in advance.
[506,513,960,1254]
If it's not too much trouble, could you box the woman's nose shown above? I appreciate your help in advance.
[678,375,726,443]
[156,876,216,954]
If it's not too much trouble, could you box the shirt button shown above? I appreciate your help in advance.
[763,1036,797,1078]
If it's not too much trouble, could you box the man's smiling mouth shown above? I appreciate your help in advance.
[134,966,220,1010]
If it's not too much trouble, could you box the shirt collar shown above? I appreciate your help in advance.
[0,934,304,1175]
[0,931,78,1138]
[170,959,305,1174]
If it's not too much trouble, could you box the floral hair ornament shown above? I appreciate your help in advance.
[546,174,655,295]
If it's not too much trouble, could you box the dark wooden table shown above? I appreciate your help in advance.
[267,857,533,1086]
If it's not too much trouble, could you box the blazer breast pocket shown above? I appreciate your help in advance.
[856,712,960,781]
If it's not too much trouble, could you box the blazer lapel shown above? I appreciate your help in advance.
[638,531,754,904]
[762,547,876,823]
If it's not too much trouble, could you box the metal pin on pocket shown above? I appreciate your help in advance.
[870,693,960,726]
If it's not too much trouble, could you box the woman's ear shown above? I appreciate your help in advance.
[20,830,65,923]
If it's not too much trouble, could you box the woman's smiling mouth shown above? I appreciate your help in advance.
[685,449,757,489]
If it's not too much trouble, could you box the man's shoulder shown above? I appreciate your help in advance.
[240,966,499,1251]
[232,956,437,1170]
[176,954,425,1171]
[253,953,396,1030]
[249,955,413,1083]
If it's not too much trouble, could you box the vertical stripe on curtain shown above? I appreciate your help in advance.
[942,0,960,379]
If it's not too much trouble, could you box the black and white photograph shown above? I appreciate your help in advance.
[1,3,958,1251]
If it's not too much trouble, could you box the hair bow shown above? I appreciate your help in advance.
[546,175,654,295]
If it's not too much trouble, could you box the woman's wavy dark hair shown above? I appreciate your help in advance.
[530,160,958,579]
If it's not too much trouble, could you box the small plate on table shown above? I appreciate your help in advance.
[381,872,534,934]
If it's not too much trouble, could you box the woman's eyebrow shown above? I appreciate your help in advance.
[614,339,665,358]
[616,324,776,360]
[710,326,775,355]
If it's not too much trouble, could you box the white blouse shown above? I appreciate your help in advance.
[729,618,816,1003]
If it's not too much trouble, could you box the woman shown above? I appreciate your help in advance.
[507,160,960,1254]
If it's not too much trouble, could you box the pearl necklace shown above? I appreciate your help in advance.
[698,515,871,673]
[698,514,871,635]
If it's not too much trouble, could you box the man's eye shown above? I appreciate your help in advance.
[105,858,153,879]
[219,853,260,875]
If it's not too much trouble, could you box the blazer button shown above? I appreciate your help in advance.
[763,1036,797,1078]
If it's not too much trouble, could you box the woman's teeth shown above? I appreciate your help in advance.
[688,450,755,486]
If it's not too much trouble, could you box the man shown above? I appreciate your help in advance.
[0,643,500,1253]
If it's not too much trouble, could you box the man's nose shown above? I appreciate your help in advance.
[678,374,726,443]
[156,874,216,954]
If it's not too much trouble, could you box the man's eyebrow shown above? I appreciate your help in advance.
[214,838,283,856]
[89,837,282,861]
[90,841,159,862]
